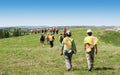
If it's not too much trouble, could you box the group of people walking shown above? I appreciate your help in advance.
[40,28,98,71]
[40,27,59,48]
[40,32,55,48]
[60,29,98,71]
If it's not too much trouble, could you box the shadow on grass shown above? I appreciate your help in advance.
[72,67,115,71]
[94,67,114,70]
[72,67,88,71]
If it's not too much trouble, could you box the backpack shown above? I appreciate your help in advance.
[40,35,45,41]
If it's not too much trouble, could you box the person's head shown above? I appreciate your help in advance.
[66,30,71,37]
[87,29,92,36]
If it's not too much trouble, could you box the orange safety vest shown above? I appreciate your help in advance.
[85,36,98,52]
[49,35,53,41]
[63,37,73,49]
[86,37,95,48]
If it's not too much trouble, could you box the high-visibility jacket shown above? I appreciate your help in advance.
[62,37,77,53]
[63,37,73,49]
[84,36,98,48]
[49,35,53,41]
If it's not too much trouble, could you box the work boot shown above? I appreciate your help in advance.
[88,69,91,71]
[67,69,71,71]
[88,67,92,71]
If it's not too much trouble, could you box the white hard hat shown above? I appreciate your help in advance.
[87,29,92,33]
[66,30,71,36]
[66,30,70,34]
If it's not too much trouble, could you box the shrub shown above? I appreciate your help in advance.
[0,29,4,38]
[13,28,21,37]
[4,31,10,38]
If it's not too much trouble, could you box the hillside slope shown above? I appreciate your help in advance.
[0,28,120,75]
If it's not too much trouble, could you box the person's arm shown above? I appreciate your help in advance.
[95,44,98,55]
[72,40,77,54]
[60,41,64,56]
[84,43,87,51]
[60,46,64,55]
[58,36,60,41]
[52,36,55,41]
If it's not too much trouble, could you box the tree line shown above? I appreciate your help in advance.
[0,27,59,39]
[0,28,30,39]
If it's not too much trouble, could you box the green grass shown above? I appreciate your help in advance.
[0,28,120,75]
[99,30,120,46]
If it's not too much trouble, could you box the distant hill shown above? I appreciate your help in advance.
[0,25,117,30]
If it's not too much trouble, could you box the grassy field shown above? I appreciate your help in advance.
[0,28,120,75]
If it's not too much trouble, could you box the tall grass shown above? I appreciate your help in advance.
[0,28,119,75]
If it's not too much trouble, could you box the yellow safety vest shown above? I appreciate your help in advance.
[84,36,98,48]
[49,35,53,41]
[63,37,73,49]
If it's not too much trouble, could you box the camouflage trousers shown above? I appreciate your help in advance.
[64,51,73,71]
[86,48,95,70]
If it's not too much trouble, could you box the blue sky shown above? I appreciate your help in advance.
[0,0,120,27]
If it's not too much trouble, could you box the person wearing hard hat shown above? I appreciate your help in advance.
[84,29,98,71]
[61,30,77,71]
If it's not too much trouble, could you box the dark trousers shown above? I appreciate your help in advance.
[50,41,54,47]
